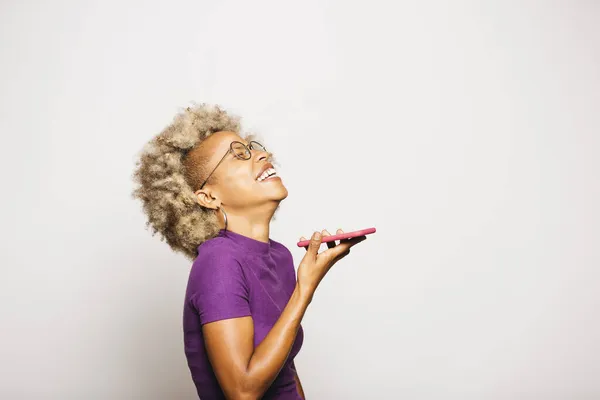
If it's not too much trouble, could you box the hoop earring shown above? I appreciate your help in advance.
[218,207,228,231]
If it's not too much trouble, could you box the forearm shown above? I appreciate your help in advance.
[242,284,311,397]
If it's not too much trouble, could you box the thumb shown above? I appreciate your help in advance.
[306,231,322,258]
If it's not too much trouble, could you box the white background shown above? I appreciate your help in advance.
[1,1,599,399]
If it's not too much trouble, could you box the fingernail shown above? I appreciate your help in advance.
[314,232,321,239]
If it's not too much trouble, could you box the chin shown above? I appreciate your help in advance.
[279,187,289,201]
[256,178,288,203]
[265,178,288,200]
[272,185,289,201]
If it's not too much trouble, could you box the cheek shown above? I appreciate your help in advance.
[221,168,256,196]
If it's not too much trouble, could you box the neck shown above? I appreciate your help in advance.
[220,203,278,243]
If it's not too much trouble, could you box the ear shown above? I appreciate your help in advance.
[194,188,221,209]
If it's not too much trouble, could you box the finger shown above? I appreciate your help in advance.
[299,236,308,251]
[322,229,336,249]
[345,235,367,248]
[337,228,350,243]
[323,235,366,261]
[306,231,322,259]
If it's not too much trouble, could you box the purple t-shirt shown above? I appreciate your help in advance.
[183,229,304,399]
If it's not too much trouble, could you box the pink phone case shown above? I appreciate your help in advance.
[296,227,376,247]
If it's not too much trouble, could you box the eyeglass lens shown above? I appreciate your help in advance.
[231,141,266,160]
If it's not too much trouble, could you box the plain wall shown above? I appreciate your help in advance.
[1,1,599,398]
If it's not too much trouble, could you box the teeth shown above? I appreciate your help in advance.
[257,168,277,182]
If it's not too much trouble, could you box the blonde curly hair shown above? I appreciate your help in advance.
[132,103,243,260]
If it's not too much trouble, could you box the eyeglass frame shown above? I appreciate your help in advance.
[198,140,267,190]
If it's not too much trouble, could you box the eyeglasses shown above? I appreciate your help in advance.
[198,141,267,190]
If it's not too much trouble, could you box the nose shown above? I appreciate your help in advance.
[254,148,270,162]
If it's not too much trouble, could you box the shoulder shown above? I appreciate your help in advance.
[188,238,253,323]
[190,237,246,283]
[196,235,241,258]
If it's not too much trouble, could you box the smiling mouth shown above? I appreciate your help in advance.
[256,167,278,182]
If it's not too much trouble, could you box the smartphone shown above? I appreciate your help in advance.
[296,227,376,247]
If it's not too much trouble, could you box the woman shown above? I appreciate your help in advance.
[132,104,366,399]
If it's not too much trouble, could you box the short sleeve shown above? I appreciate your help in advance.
[188,244,251,325]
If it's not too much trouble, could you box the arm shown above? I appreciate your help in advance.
[203,284,310,400]
[200,231,365,399]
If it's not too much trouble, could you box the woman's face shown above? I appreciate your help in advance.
[195,131,288,211]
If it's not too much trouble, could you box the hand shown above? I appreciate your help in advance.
[296,229,366,300]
